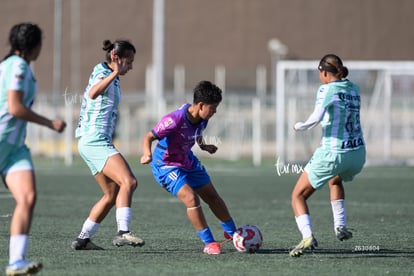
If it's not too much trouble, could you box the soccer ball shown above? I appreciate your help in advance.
[233,224,263,253]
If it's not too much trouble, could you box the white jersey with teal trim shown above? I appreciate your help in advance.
[75,62,121,139]
[295,80,365,153]
[0,55,37,146]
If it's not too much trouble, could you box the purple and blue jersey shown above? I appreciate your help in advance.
[152,103,208,170]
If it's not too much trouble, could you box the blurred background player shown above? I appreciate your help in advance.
[140,80,237,254]
[289,54,366,257]
[0,22,66,275]
[71,39,144,250]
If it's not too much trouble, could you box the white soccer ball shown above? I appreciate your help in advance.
[233,224,263,253]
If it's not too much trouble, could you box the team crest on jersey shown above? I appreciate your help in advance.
[164,117,174,128]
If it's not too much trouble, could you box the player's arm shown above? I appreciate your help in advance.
[140,131,157,164]
[88,71,119,99]
[293,105,325,131]
[197,136,217,154]
[8,90,66,133]
[294,87,328,131]
[89,50,121,100]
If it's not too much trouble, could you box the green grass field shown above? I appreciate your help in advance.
[1,157,413,276]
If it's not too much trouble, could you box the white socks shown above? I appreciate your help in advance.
[331,199,346,229]
[78,207,132,239]
[9,235,28,264]
[295,214,313,239]
[116,207,131,232]
[295,200,346,239]
[78,218,100,239]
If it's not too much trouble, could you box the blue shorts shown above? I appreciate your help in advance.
[151,152,211,196]
[78,134,119,175]
[305,146,366,190]
[0,142,33,176]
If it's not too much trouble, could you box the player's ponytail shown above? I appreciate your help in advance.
[318,54,348,79]
[102,39,136,63]
[102,40,115,62]
[337,65,349,79]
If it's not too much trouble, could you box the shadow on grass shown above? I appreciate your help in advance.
[257,248,414,257]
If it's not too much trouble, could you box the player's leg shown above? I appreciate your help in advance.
[186,158,237,240]
[176,184,220,254]
[71,173,116,250]
[102,153,137,207]
[6,170,36,235]
[290,148,339,256]
[90,173,119,223]
[289,171,318,257]
[196,183,237,238]
[330,148,365,241]
[102,153,144,247]
[329,176,352,240]
[5,169,42,275]
[291,171,315,216]
[177,184,207,229]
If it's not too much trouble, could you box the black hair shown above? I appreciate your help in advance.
[193,80,222,104]
[102,39,136,62]
[3,22,42,60]
[318,54,349,79]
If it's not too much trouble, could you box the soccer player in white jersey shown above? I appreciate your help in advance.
[71,40,144,250]
[289,54,366,257]
[0,22,66,275]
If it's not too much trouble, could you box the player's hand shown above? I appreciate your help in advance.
[110,49,124,75]
[293,122,302,131]
[201,144,218,154]
[52,119,66,133]
[140,155,152,164]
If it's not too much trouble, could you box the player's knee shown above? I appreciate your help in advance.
[329,176,343,187]
[130,177,138,190]
[16,192,37,210]
[120,176,137,191]
[182,193,200,208]
[102,192,117,206]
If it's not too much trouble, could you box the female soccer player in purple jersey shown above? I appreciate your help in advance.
[141,80,237,254]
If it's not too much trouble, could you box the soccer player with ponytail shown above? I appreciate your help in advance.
[289,54,366,257]
[1,22,66,275]
[71,39,144,250]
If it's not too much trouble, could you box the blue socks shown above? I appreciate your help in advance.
[220,218,237,236]
[197,218,237,244]
[197,227,215,245]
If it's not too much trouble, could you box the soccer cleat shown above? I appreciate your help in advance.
[71,238,104,250]
[289,235,318,257]
[6,259,42,276]
[335,227,353,241]
[112,232,145,247]
[203,242,221,254]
